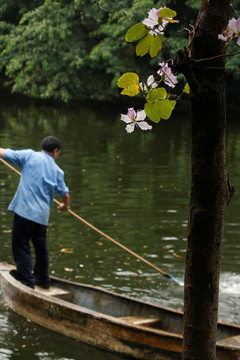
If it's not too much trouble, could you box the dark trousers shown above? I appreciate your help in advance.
[12,213,50,288]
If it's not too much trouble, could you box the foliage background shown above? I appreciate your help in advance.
[0,0,239,103]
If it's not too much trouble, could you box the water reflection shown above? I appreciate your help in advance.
[0,96,240,358]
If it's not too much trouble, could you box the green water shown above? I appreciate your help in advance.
[0,96,240,359]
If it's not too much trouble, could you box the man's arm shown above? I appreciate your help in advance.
[57,193,70,211]
[0,148,5,158]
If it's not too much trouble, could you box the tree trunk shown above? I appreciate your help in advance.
[177,1,234,359]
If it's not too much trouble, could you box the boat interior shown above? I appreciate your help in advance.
[37,277,240,343]
[35,277,183,334]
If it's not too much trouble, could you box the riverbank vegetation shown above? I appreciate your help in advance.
[0,0,239,103]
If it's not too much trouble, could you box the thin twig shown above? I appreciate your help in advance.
[192,50,240,63]
[94,0,142,14]
[231,4,240,17]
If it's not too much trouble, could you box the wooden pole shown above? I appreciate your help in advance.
[0,157,182,284]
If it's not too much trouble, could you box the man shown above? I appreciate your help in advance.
[0,136,70,289]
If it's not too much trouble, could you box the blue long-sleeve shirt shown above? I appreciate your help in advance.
[4,149,69,225]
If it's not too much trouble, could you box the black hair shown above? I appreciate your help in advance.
[41,136,61,152]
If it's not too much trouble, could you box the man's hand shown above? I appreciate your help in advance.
[0,148,5,158]
[58,193,70,211]
[57,202,70,211]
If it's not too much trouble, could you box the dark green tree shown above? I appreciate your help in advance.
[0,0,239,103]
[0,0,160,102]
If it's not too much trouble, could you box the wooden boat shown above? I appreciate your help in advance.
[1,263,240,360]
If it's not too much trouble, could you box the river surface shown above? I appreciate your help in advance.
[0,95,240,359]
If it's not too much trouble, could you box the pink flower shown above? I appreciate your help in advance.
[120,108,152,133]
[229,17,240,46]
[218,34,228,42]
[139,75,158,92]
[157,62,178,88]
[142,7,168,35]
[218,17,240,46]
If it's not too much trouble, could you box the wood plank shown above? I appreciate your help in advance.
[35,286,73,302]
[217,334,240,347]
[0,263,15,271]
[119,316,160,327]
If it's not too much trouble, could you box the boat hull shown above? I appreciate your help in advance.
[1,264,240,359]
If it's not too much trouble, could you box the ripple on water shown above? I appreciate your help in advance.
[0,348,13,360]
[0,310,14,360]
[219,273,240,324]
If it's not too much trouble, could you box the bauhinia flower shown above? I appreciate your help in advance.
[142,7,178,36]
[157,62,178,88]
[229,17,240,45]
[120,108,152,133]
[218,17,240,46]
[139,75,158,92]
[142,7,168,35]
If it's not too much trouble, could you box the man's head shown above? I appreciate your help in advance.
[41,136,61,159]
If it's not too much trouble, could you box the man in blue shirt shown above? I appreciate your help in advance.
[0,136,70,289]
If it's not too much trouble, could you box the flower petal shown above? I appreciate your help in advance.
[218,34,228,42]
[157,62,178,88]
[165,74,178,88]
[147,75,157,88]
[139,82,147,91]
[136,110,146,121]
[127,107,136,119]
[236,18,240,32]
[150,27,164,36]
[120,114,132,124]
[142,18,157,28]
[148,8,159,21]
[126,123,135,133]
[229,18,237,32]
[142,8,166,30]
[137,121,152,131]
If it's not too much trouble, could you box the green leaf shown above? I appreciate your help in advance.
[136,33,152,57]
[159,8,177,20]
[149,35,163,57]
[125,23,148,42]
[145,99,176,123]
[183,82,190,94]
[117,72,140,97]
[136,33,162,58]
[120,85,140,97]
[146,88,167,103]
[117,72,139,88]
